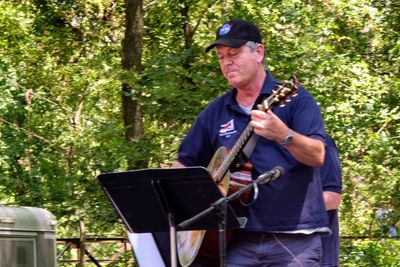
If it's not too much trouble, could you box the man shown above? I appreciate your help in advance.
[320,135,342,267]
[175,19,329,266]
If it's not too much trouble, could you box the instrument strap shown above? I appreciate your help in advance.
[242,133,259,159]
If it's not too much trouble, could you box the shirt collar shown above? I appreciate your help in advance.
[260,69,279,96]
[223,70,280,108]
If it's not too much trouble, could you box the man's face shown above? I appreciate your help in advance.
[216,44,261,89]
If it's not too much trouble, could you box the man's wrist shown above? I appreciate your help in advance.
[282,129,294,145]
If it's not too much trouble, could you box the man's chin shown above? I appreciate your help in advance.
[227,76,241,87]
[228,80,243,89]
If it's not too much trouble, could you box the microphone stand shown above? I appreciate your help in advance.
[177,167,284,267]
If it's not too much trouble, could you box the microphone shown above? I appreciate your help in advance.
[255,166,285,184]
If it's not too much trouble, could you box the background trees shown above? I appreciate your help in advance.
[0,0,399,265]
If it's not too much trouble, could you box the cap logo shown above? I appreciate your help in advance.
[219,23,231,36]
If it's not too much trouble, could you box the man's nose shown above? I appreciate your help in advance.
[221,57,233,66]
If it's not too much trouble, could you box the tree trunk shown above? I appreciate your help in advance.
[121,0,144,141]
[79,219,86,267]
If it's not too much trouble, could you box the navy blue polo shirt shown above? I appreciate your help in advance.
[177,71,329,232]
[320,135,342,266]
[320,135,342,194]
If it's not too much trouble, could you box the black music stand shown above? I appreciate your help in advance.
[98,167,244,267]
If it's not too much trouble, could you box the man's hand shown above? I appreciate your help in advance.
[250,108,288,143]
[218,183,228,196]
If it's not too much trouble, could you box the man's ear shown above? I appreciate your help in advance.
[256,44,265,63]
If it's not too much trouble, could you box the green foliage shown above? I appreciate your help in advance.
[0,0,126,237]
[341,238,400,266]
[0,0,399,265]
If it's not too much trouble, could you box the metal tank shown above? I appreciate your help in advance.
[0,206,57,267]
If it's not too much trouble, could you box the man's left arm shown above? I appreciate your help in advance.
[282,129,325,168]
[250,109,325,167]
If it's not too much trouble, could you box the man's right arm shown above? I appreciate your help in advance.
[172,160,227,196]
[172,161,186,168]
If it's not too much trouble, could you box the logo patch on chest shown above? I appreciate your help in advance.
[219,119,237,137]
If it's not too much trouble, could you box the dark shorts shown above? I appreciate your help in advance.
[226,232,322,267]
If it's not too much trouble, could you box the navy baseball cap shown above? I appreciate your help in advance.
[205,19,262,52]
